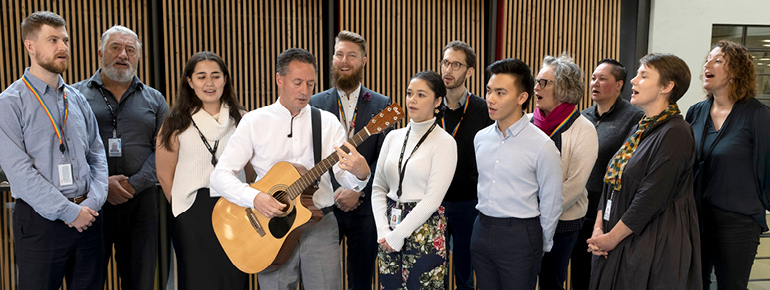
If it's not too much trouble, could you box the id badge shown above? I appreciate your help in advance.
[603,199,612,221]
[58,164,73,186]
[108,138,122,157]
[389,208,402,230]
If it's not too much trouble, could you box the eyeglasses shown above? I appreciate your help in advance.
[440,60,468,71]
[535,79,554,88]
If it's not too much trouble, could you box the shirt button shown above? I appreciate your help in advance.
[495,160,498,163]
[72,158,75,161]
[492,180,496,183]
[67,138,71,141]
[501,141,505,144]
[75,177,79,181]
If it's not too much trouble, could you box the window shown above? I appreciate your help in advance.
[711,25,770,106]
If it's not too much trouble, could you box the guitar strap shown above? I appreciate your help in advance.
[311,106,321,164]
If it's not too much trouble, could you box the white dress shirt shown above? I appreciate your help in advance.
[210,100,369,210]
[474,113,563,251]
[337,84,361,138]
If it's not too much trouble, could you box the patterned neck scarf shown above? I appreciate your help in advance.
[604,104,680,191]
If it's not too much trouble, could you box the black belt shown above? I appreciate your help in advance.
[321,206,333,215]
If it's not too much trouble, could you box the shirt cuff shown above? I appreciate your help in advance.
[241,187,260,209]
[61,202,82,224]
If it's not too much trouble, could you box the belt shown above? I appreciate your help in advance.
[67,195,87,205]
[320,206,333,215]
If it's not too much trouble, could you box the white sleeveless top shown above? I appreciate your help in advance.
[171,103,236,216]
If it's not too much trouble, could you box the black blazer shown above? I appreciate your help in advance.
[309,86,391,215]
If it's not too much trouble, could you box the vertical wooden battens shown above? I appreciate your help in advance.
[499,0,622,112]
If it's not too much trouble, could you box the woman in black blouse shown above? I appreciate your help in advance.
[686,40,770,290]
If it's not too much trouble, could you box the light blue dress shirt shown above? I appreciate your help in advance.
[474,113,563,251]
[0,68,108,223]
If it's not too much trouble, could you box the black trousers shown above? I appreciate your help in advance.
[334,208,378,290]
[470,213,543,290]
[170,188,247,290]
[13,199,105,290]
[569,219,596,290]
[701,205,762,290]
[443,199,478,290]
[102,186,158,290]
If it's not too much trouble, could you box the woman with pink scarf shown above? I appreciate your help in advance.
[531,53,598,290]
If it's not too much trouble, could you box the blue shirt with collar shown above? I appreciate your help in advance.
[0,68,108,223]
[474,113,563,251]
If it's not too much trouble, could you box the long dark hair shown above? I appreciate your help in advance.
[411,71,447,120]
[158,51,243,149]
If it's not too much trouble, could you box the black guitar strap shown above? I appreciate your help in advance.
[311,106,321,164]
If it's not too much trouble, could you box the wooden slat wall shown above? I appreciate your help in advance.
[500,0,621,112]
[161,0,325,111]
[0,0,152,91]
[1,2,152,289]
[340,0,486,121]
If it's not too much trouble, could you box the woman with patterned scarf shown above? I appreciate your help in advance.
[587,53,701,290]
[531,53,598,290]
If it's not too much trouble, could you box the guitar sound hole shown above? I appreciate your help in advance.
[272,191,292,213]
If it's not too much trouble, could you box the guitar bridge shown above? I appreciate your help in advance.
[245,208,267,237]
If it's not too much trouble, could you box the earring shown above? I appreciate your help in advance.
[730,79,734,83]
[435,107,439,113]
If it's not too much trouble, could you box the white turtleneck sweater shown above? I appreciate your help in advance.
[371,118,457,251]
[171,104,235,217]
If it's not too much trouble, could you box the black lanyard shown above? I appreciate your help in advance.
[97,87,118,138]
[396,123,436,204]
[191,120,219,166]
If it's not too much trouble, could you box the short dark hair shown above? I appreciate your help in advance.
[336,30,367,57]
[639,53,691,104]
[486,58,535,108]
[597,58,627,92]
[277,48,317,76]
[444,40,476,69]
[21,11,66,41]
[411,71,447,119]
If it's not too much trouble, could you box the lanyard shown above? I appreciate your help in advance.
[396,123,437,204]
[440,92,469,138]
[337,94,358,137]
[191,120,219,166]
[97,87,119,138]
[23,75,68,154]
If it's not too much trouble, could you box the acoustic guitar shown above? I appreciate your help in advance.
[212,103,404,273]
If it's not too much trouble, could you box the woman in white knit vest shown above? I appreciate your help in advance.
[372,71,457,289]
[531,54,598,290]
[156,51,251,289]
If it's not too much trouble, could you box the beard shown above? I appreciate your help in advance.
[101,58,136,83]
[37,53,68,74]
[331,64,364,92]
[445,77,465,90]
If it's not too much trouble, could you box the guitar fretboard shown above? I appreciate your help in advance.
[285,128,372,199]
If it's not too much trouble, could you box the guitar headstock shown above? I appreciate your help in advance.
[365,103,405,134]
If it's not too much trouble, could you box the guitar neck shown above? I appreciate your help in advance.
[286,128,372,199]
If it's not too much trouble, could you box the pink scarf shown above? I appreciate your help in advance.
[533,102,576,136]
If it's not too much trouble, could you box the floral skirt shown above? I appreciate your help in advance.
[378,199,447,290]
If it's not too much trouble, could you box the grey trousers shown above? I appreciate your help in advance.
[258,212,342,290]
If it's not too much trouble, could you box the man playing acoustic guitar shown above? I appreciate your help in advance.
[210,48,371,290]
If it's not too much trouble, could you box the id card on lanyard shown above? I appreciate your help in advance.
[23,75,73,186]
[604,191,615,221]
[98,87,122,157]
[390,122,436,230]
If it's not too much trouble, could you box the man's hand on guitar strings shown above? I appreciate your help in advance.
[335,141,371,180]
[253,192,287,218]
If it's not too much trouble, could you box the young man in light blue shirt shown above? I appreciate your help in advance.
[471,58,563,290]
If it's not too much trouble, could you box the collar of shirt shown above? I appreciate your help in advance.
[24,68,65,95]
[443,90,468,109]
[336,84,362,102]
[494,111,529,139]
[274,97,311,119]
